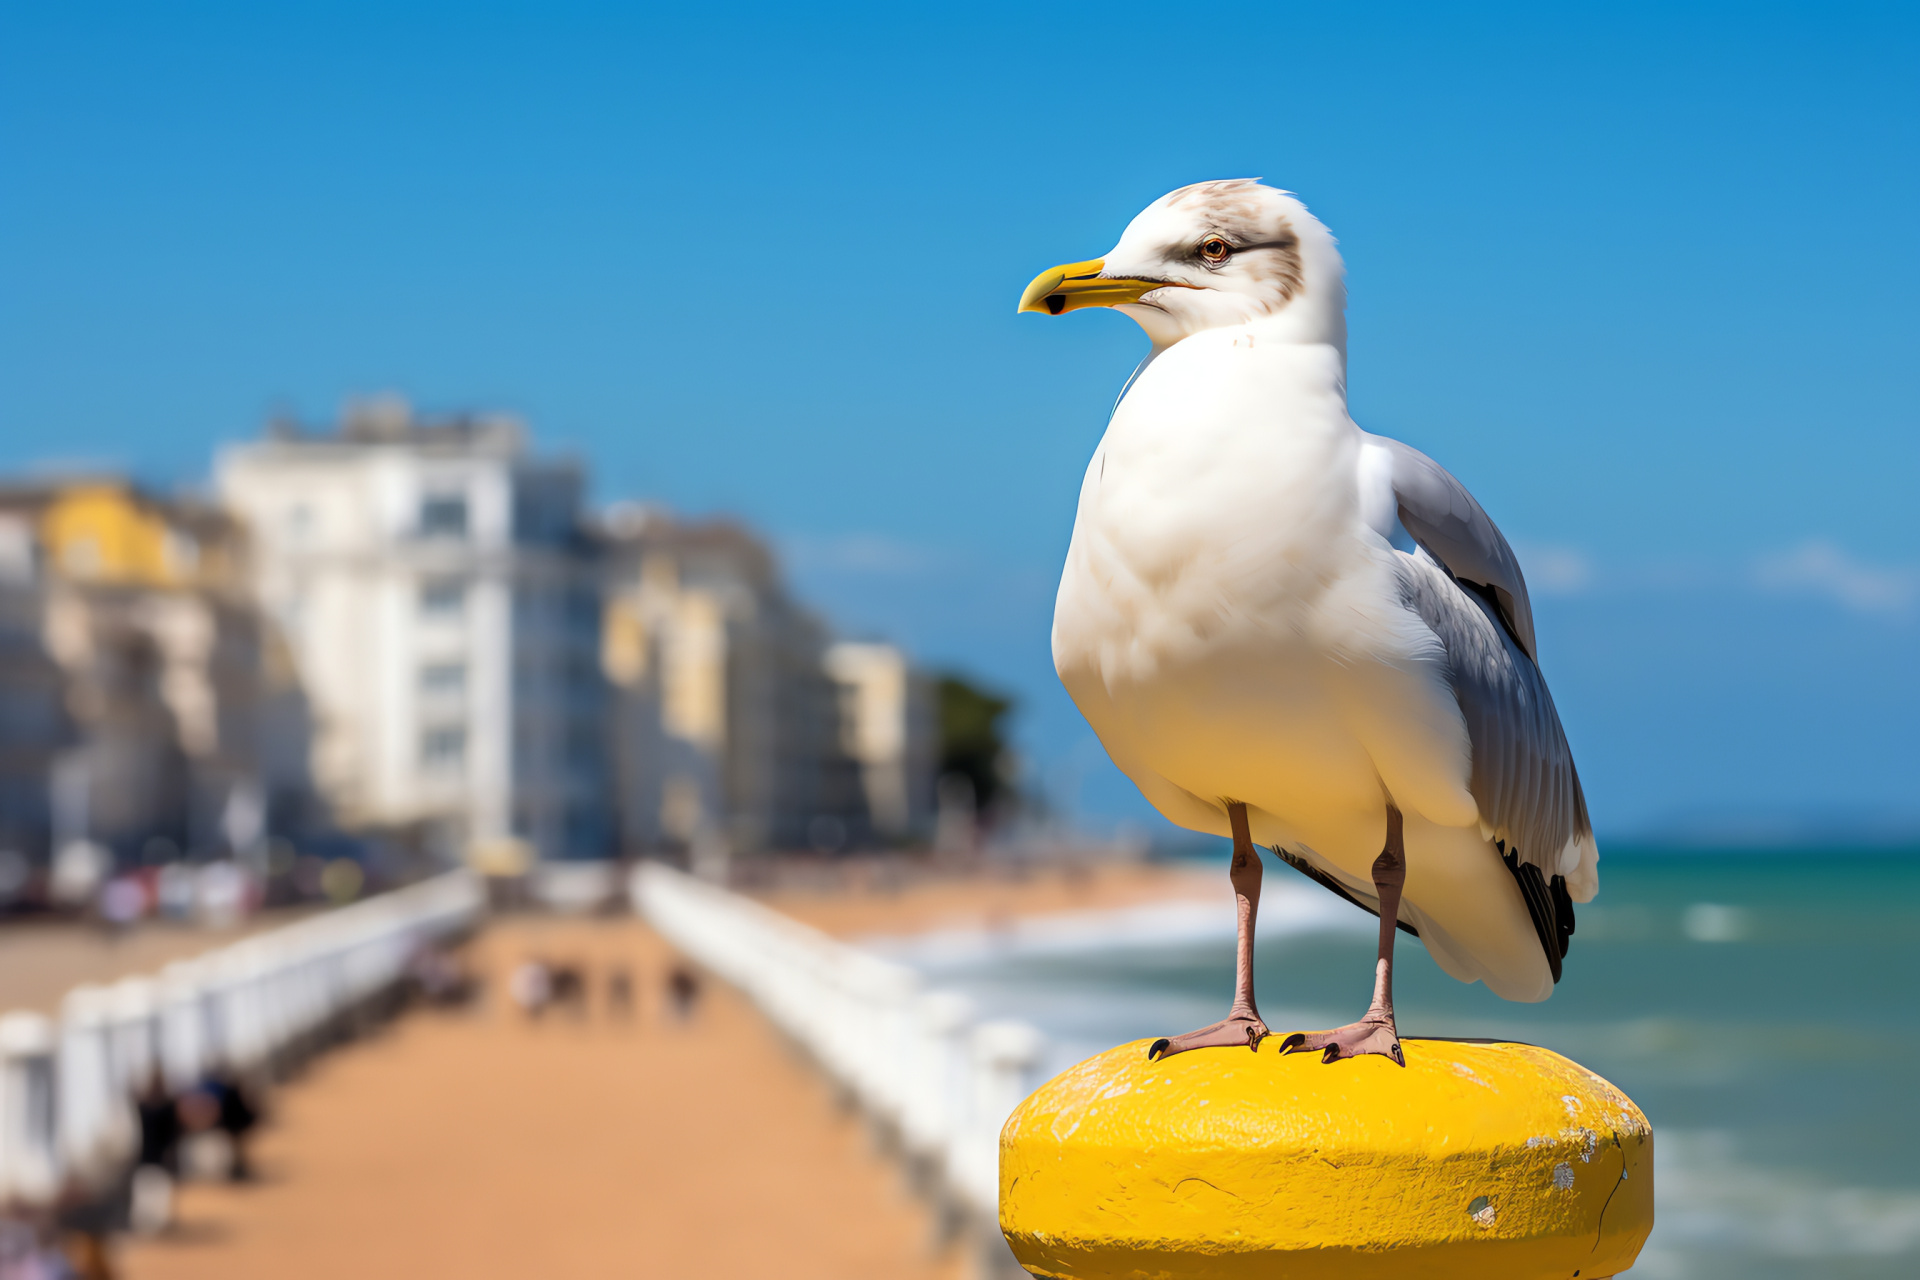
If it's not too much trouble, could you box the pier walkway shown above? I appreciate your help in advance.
[119,916,963,1280]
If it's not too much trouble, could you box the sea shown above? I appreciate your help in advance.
[868,849,1920,1280]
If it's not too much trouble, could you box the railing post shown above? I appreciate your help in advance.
[57,985,135,1197]
[0,1012,61,1211]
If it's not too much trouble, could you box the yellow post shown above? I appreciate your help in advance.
[1000,1038,1653,1279]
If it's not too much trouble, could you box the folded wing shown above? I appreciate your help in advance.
[1373,436,1598,977]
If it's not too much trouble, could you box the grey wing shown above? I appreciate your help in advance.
[1394,551,1595,977]
[1376,436,1538,661]
[1377,434,1598,976]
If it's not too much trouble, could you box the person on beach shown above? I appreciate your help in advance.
[213,1074,261,1182]
[666,963,700,1021]
[508,958,552,1020]
[606,963,635,1019]
[548,960,588,1018]
[130,1074,181,1235]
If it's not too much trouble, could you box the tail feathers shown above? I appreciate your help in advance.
[1498,843,1575,984]
[1562,829,1599,903]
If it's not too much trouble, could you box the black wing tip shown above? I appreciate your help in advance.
[1499,842,1574,983]
[1550,873,1575,959]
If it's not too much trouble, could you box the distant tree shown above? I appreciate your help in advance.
[936,675,1013,814]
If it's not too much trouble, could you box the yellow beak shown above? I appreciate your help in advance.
[1017,258,1185,315]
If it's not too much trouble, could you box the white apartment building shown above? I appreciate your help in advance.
[216,400,611,866]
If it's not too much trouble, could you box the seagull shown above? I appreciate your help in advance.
[1020,180,1595,1066]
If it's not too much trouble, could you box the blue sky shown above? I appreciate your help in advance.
[2,2,1915,841]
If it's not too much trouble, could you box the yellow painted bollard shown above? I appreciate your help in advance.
[1000,1039,1653,1280]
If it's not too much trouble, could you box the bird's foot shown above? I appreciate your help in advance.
[1279,1010,1405,1067]
[1146,1010,1269,1060]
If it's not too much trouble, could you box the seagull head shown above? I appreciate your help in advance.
[1018,179,1346,350]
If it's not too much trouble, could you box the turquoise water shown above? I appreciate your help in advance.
[884,850,1920,1279]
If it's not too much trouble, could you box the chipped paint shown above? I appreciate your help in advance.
[1552,1162,1575,1190]
[1451,1062,1497,1091]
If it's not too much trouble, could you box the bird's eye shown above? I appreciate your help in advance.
[1199,237,1231,264]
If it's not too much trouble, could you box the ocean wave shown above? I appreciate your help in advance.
[1634,1129,1920,1277]
[860,879,1366,970]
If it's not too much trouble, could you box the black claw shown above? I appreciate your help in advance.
[1147,1038,1170,1060]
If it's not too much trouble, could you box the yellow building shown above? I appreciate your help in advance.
[0,478,315,873]
[599,505,878,859]
[32,481,239,590]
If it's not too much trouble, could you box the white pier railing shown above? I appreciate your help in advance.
[0,869,484,1217]
[630,863,1046,1225]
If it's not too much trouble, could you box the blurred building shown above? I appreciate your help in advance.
[0,480,316,885]
[0,401,937,877]
[216,398,613,868]
[0,518,73,884]
[600,507,930,856]
[825,642,936,842]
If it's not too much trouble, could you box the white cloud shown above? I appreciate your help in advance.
[1752,540,1919,617]
[785,534,1919,622]
[1515,543,1594,595]
[781,532,941,576]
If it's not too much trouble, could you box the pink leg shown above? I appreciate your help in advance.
[1279,805,1407,1066]
[1148,803,1270,1060]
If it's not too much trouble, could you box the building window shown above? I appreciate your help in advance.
[164,532,200,577]
[421,725,466,771]
[564,806,605,858]
[419,578,466,617]
[566,651,603,699]
[566,587,599,633]
[513,494,558,545]
[513,587,554,627]
[566,721,602,769]
[419,493,469,539]
[420,661,466,694]
[61,537,101,577]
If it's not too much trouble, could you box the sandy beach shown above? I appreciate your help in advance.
[756,857,1223,938]
[0,910,317,1017]
[112,860,1217,1280]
